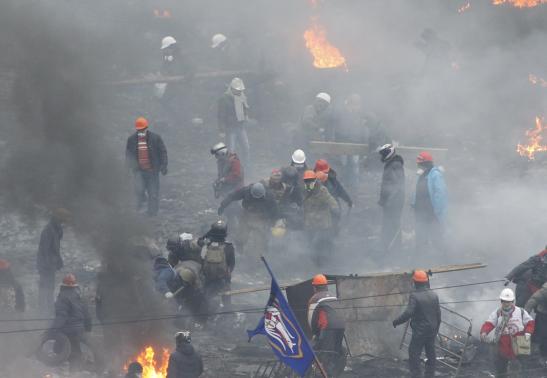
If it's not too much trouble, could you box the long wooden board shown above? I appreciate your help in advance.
[308,141,448,158]
[108,70,253,85]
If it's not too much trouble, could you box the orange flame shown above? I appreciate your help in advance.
[303,20,347,70]
[517,117,547,160]
[153,9,172,18]
[458,2,471,12]
[492,0,546,7]
[529,74,547,87]
[125,346,170,378]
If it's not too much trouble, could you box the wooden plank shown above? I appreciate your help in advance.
[108,70,254,86]
[308,141,448,157]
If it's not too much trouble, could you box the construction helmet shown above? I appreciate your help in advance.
[316,171,328,183]
[417,151,434,163]
[378,144,395,162]
[177,266,196,285]
[0,259,11,270]
[180,233,193,241]
[312,274,328,286]
[271,226,287,238]
[291,149,306,164]
[53,208,72,223]
[161,36,177,50]
[500,288,515,302]
[230,77,245,91]
[303,170,317,181]
[314,159,330,173]
[412,270,429,283]
[210,142,228,156]
[250,183,266,199]
[211,33,227,48]
[316,92,331,104]
[175,330,191,344]
[62,273,78,287]
[135,117,149,130]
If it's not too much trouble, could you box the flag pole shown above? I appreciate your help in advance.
[260,256,329,378]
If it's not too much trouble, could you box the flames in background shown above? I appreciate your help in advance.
[492,0,547,7]
[125,346,170,378]
[529,74,547,87]
[517,117,547,160]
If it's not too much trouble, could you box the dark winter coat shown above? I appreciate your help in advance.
[36,219,63,274]
[393,285,441,337]
[51,286,91,335]
[166,343,204,378]
[217,92,248,131]
[153,258,177,295]
[323,169,352,207]
[506,249,547,290]
[379,155,405,211]
[219,185,278,221]
[126,130,168,173]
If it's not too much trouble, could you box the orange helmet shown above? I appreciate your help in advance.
[312,274,328,286]
[62,273,78,287]
[412,270,429,283]
[135,117,149,130]
[416,151,433,163]
[0,259,11,270]
[316,171,328,183]
[314,159,330,173]
[303,170,317,181]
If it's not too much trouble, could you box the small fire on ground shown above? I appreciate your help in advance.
[492,0,547,7]
[529,74,547,87]
[303,19,347,70]
[125,346,170,378]
[516,117,547,160]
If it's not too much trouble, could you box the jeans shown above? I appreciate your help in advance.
[134,170,160,216]
[38,272,55,315]
[340,155,360,189]
[226,125,249,168]
[408,334,436,378]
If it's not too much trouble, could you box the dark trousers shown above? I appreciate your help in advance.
[315,329,346,377]
[135,170,160,216]
[38,272,55,314]
[307,229,334,267]
[535,312,547,356]
[415,215,446,258]
[65,332,84,372]
[382,206,402,252]
[408,334,436,378]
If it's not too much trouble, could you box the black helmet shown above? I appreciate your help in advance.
[209,219,227,240]
[166,235,181,250]
[378,143,395,162]
[175,330,191,344]
[127,361,143,374]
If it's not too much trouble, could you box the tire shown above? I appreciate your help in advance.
[36,332,71,366]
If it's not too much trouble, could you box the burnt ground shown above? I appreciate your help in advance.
[1,74,547,378]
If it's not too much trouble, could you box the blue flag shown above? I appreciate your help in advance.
[247,258,315,377]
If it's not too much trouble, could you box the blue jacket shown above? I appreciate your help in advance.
[153,258,176,294]
[413,167,447,223]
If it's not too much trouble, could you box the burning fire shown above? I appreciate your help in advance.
[458,2,471,13]
[125,346,170,378]
[517,117,547,160]
[492,0,546,7]
[529,74,547,87]
[153,9,172,18]
[303,20,347,70]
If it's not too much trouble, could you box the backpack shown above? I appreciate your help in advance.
[202,242,228,280]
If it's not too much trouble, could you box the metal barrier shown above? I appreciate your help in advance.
[400,305,475,377]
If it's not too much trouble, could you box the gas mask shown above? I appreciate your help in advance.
[304,180,316,192]
[501,301,514,313]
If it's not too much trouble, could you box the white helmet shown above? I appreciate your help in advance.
[210,142,227,156]
[378,143,396,162]
[211,33,227,49]
[180,233,193,242]
[230,77,245,91]
[291,149,306,164]
[500,288,515,302]
[316,92,331,104]
[161,36,177,50]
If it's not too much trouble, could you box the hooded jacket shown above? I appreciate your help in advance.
[51,286,91,334]
[412,166,447,223]
[166,343,204,378]
[525,282,547,315]
[126,130,168,174]
[506,249,547,291]
[393,285,441,338]
[37,219,63,274]
[379,155,405,210]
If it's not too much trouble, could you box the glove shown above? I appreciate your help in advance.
[161,167,168,176]
[165,292,174,299]
[480,333,488,342]
[392,320,397,328]
[504,279,511,287]
[525,333,531,341]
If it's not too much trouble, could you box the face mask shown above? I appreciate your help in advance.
[164,55,174,62]
[501,301,513,312]
[416,168,424,176]
[305,180,316,192]
[293,163,304,169]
